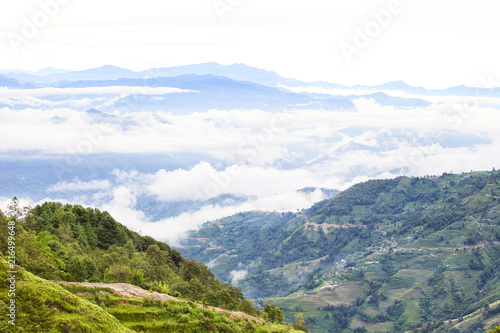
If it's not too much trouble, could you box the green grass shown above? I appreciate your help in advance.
[0,258,132,332]
[385,276,416,289]
[351,318,393,332]
[403,299,422,324]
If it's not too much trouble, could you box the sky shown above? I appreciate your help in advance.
[1,0,500,88]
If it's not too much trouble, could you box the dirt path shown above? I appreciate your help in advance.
[304,221,366,233]
[54,281,261,323]
[55,281,181,302]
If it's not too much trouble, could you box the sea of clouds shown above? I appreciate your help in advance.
[1,85,499,244]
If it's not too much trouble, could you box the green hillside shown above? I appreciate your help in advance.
[0,256,304,332]
[0,201,302,332]
[180,170,500,332]
[0,257,133,332]
[0,200,246,310]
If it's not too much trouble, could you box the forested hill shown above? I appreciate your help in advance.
[0,201,312,332]
[0,200,308,332]
[0,200,253,309]
[180,170,500,333]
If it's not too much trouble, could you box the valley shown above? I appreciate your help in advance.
[179,170,500,332]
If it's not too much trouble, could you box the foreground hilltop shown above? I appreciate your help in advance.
[0,201,302,332]
[181,170,500,332]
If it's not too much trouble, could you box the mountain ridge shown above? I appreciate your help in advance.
[1,63,499,97]
[179,170,500,332]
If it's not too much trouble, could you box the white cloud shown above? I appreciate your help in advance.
[281,85,378,96]
[147,162,323,202]
[100,186,148,232]
[229,270,248,286]
[2,87,500,246]
[0,196,36,214]
[1,99,498,161]
[91,179,330,245]
[206,259,217,269]
[48,179,111,192]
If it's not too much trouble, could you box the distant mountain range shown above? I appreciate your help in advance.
[62,74,354,113]
[2,62,499,114]
[0,74,36,89]
[1,63,499,98]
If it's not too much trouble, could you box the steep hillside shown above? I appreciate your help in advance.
[180,170,500,332]
[0,200,246,311]
[0,203,303,332]
[0,257,303,332]
[56,281,299,333]
[0,258,133,332]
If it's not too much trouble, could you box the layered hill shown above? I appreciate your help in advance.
[0,202,302,332]
[179,170,500,332]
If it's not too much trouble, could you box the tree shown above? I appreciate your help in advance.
[237,299,256,316]
[6,197,31,223]
[16,231,59,280]
[178,259,213,285]
[104,264,132,283]
[145,244,170,280]
[131,269,145,286]
[0,210,9,254]
[263,304,284,323]
[2,200,253,313]
[294,312,308,331]
[489,324,500,333]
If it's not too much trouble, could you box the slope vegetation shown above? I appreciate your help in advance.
[0,202,302,332]
[0,258,132,332]
[180,170,500,332]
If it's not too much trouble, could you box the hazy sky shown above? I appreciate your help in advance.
[1,0,499,88]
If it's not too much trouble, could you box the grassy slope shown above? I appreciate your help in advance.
[0,200,254,313]
[0,258,132,332]
[58,283,303,333]
[0,258,303,332]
